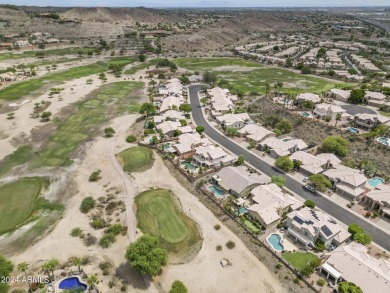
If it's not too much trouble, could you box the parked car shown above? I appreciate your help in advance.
[303,177,308,182]
[305,185,316,193]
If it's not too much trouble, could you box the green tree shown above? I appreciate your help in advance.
[138,54,146,62]
[237,155,245,166]
[301,264,314,276]
[41,111,52,122]
[203,71,217,83]
[169,280,188,293]
[139,103,156,116]
[87,274,97,289]
[196,126,205,134]
[0,256,13,293]
[275,156,294,172]
[338,281,363,293]
[226,127,238,136]
[348,89,366,104]
[308,174,331,192]
[348,224,364,236]
[271,175,286,187]
[80,196,96,213]
[179,104,192,113]
[293,159,302,170]
[275,119,292,134]
[104,127,115,137]
[125,235,168,276]
[321,135,349,157]
[335,113,342,127]
[72,257,82,272]
[304,199,316,208]
[354,232,372,245]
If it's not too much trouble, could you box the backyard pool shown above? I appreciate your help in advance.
[347,127,360,134]
[235,206,248,216]
[181,161,197,171]
[368,177,385,188]
[301,112,312,118]
[377,137,389,146]
[267,233,284,252]
[209,185,225,198]
[58,277,87,291]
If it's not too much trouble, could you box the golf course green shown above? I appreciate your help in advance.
[0,177,45,234]
[117,146,155,173]
[135,189,202,256]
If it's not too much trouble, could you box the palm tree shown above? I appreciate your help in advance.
[72,258,82,273]
[87,274,98,289]
[265,82,271,98]
[41,262,51,281]
[18,262,30,290]
[335,113,342,127]
[48,258,59,280]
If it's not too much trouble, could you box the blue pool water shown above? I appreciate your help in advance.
[209,185,225,198]
[58,277,87,291]
[181,162,196,170]
[268,234,284,252]
[368,177,385,188]
[238,207,248,214]
[377,137,389,146]
[348,127,359,134]
[302,112,311,118]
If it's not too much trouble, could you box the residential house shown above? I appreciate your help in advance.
[238,124,275,144]
[323,166,368,199]
[159,95,185,113]
[45,38,60,44]
[248,184,302,229]
[290,151,341,175]
[0,73,16,82]
[320,242,390,293]
[216,113,251,129]
[313,103,347,120]
[326,89,351,102]
[166,78,183,95]
[166,133,210,157]
[14,40,30,47]
[297,93,321,106]
[208,87,234,116]
[362,184,390,220]
[354,113,390,130]
[286,207,351,248]
[155,121,190,137]
[212,166,268,197]
[259,137,308,158]
[153,110,185,124]
[363,91,387,108]
[192,145,234,168]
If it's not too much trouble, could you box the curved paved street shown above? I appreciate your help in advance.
[188,84,390,251]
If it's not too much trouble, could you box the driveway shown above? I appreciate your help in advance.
[340,104,377,115]
[188,84,390,251]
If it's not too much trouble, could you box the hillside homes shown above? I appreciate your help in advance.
[362,184,390,220]
[326,89,351,102]
[286,207,351,248]
[259,137,308,157]
[320,242,390,293]
[353,113,390,130]
[153,110,185,124]
[363,91,387,108]
[238,124,275,144]
[208,87,235,116]
[192,145,234,168]
[212,166,268,197]
[248,183,302,229]
[290,151,341,175]
[297,93,321,106]
[165,132,211,158]
[313,103,347,120]
[323,166,368,199]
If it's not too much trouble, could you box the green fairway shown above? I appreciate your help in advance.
[135,189,202,255]
[32,81,143,167]
[282,251,320,271]
[0,47,99,61]
[175,57,348,94]
[117,146,154,173]
[0,177,45,234]
[124,58,161,75]
[0,145,33,177]
[0,56,137,101]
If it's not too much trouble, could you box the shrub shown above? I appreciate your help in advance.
[99,232,116,248]
[126,135,137,143]
[84,235,97,246]
[169,280,188,293]
[321,136,349,157]
[275,263,282,270]
[80,197,96,213]
[304,200,316,209]
[104,127,116,137]
[271,175,286,187]
[99,261,113,271]
[316,279,325,287]
[90,219,105,229]
[70,227,82,237]
[196,125,205,134]
[104,224,125,236]
[89,170,101,182]
[216,245,222,251]
[226,241,236,249]
[214,224,221,230]
[275,156,294,172]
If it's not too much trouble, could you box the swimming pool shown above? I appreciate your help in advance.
[181,161,196,170]
[347,127,359,134]
[235,206,248,216]
[377,137,389,146]
[301,112,312,118]
[209,185,225,198]
[58,277,87,291]
[368,177,385,188]
[267,233,284,252]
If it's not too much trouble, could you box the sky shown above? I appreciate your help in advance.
[2,0,390,7]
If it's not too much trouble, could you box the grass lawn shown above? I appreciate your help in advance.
[31,81,143,167]
[116,146,154,173]
[244,220,260,233]
[124,58,161,75]
[175,57,350,94]
[0,56,137,101]
[379,111,390,117]
[0,145,33,177]
[135,188,202,254]
[282,251,320,271]
[0,47,99,61]
[0,177,45,234]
